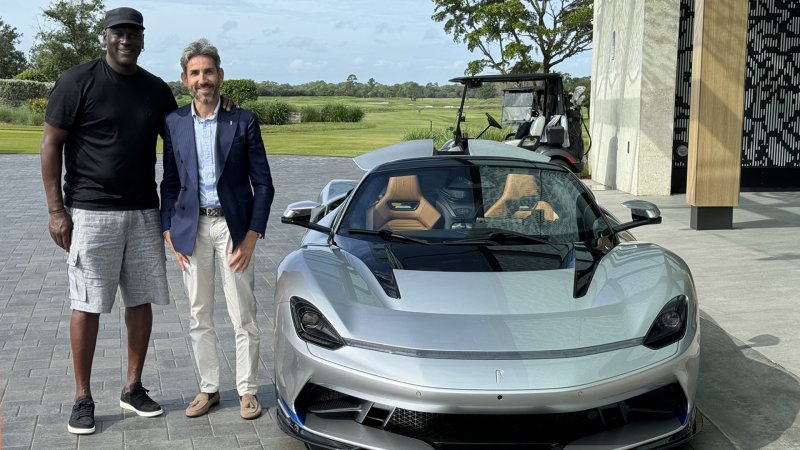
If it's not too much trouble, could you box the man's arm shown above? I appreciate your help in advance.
[159,118,190,271]
[227,113,275,272]
[41,123,72,252]
[245,113,275,236]
[159,118,180,234]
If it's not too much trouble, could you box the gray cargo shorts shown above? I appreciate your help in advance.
[67,208,170,313]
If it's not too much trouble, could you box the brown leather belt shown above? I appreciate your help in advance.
[199,207,224,217]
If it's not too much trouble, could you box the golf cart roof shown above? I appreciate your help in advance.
[449,73,563,84]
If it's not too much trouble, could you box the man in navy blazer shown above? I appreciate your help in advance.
[160,39,274,420]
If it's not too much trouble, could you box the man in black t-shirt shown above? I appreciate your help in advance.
[40,7,178,435]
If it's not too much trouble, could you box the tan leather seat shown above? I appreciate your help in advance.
[484,173,559,221]
[367,175,441,231]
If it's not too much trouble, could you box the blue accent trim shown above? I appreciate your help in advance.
[278,394,306,425]
[678,406,688,425]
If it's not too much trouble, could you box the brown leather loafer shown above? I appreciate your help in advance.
[185,391,219,417]
[239,393,261,420]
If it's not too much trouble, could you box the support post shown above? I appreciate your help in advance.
[685,0,749,229]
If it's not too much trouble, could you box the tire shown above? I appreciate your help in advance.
[551,158,574,172]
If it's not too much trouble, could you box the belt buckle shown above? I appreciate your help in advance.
[202,207,223,217]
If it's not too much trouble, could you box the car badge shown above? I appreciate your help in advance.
[495,369,504,385]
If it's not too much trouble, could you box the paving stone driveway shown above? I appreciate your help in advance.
[0,154,363,449]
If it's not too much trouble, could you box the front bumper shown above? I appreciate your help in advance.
[276,391,702,450]
[273,297,701,449]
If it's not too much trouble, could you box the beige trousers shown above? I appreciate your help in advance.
[183,215,260,396]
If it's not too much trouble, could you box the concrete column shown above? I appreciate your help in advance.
[685,0,748,229]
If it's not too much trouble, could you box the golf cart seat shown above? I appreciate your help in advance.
[485,173,559,221]
[367,175,442,231]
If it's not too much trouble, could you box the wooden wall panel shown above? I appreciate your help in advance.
[686,0,748,206]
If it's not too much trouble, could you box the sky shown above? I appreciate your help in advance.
[2,0,593,85]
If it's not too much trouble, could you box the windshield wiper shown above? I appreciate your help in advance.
[443,231,550,246]
[344,228,429,245]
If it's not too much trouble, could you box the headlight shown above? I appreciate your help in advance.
[290,297,345,349]
[643,295,688,349]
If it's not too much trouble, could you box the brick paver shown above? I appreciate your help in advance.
[0,154,362,449]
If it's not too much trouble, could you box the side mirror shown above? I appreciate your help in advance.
[612,200,662,233]
[281,201,334,235]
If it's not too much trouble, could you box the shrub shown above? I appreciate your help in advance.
[167,81,188,97]
[401,127,453,148]
[300,105,323,123]
[0,79,54,106]
[14,69,49,83]
[0,104,44,125]
[220,79,258,104]
[26,97,49,115]
[242,99,294,125]
[401,125,514,148]
[175,95,192,108]
[320,102,364,122]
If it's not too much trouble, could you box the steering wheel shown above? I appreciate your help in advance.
[485,113,502,129]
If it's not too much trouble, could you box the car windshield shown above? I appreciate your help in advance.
[338,162,610,245]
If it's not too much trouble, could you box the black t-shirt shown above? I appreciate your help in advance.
[45,58,178,210]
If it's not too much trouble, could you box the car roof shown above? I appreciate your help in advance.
[353,139,551,171]
[449,73,563,84]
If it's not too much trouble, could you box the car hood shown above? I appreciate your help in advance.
[287,241,693,354]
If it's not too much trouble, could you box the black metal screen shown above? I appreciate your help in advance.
[670,0,695,193]
[671,0,800,192]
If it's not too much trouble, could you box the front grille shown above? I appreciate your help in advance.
[295,383,688,448]
[389,408,442,435]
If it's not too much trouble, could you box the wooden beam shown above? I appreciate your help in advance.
[686,0,748,208]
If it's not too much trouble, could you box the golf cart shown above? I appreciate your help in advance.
[440,73,587,173]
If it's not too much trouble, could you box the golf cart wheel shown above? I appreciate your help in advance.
[551,158,573,171]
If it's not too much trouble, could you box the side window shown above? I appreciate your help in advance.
[538,170,580,242]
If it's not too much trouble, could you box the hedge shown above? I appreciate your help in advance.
[220,79,258,105]
[0,79,54,107]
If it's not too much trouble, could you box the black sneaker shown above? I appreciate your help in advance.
[120,382,163,417]
[68,395,95,434]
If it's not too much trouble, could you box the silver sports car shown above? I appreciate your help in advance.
[274,139,701,450]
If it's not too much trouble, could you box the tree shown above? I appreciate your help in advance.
[29,0,106,81]
[344,74,358,96]
[432,0,593,74]
[0,18,28,79]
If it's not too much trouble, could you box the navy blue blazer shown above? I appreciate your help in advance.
[160,104,275,256]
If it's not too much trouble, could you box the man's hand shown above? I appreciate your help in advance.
[48,209,73,252]
[220,95,239,111]
[164,230,190,271]
[228,230,259,272]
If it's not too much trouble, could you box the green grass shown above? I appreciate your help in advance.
[0,97,590,166]
[0,124,43,154]
[261,96,501,156]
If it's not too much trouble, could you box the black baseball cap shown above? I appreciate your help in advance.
[105,7,145,29]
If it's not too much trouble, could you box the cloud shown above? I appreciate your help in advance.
[374,22,404,34]
[282,36,324,52]
[334,21,359,30]
[221,20,238,34]
[423,28,446,41]
[262,27,280,37]
[372,59,410,69]
[423,59,469,71]
[288,59,327,70]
